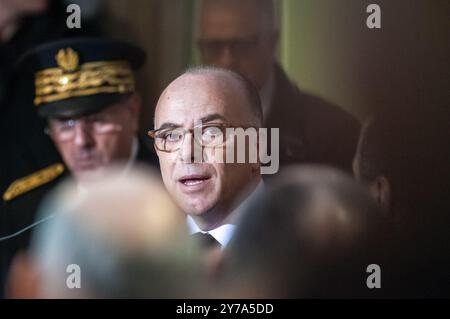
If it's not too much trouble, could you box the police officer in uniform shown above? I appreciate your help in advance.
[1,37,159,295]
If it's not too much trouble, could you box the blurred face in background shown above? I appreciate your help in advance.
[0,0,48,41]
[197,0,278,90]
[154,73,260,230]
[0,0,48,19]
[48,95,140,183]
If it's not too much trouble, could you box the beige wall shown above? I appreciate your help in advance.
[280,0,449,121]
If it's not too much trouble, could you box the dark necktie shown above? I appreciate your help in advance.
[191,232,222,250]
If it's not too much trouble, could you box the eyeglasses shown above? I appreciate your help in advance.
[46,112,123,143]
[197,36,260,60]
[148,122,243,153]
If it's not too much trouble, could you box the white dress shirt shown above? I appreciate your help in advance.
[187,180,265,248]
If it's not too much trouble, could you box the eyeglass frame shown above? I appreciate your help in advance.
[197,35,262,59]
[44,103,128,142]
[147,122,255,153]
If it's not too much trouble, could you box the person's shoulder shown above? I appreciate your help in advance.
[2,163,66,203]
[273,65,360,131]
[1,163,66,248]
[273,66,354,117]
[272,64,301,105]
[272,65,361,171]
[300,91,359,128]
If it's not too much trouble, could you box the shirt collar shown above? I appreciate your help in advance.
[187,180,265,248]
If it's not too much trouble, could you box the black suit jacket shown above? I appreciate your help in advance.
[265,64,361,172]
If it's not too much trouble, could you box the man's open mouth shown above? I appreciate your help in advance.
[178,175,211,186]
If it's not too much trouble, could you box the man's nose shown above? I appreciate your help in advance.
[217,45,236,69]
[73,121,95,148]
[178,133,201,163]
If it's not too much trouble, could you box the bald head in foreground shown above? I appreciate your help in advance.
[217,166,391,298]
[7,166,203,298]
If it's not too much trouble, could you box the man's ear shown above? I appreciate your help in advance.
[6,251,41,299]
[368,176,391,213]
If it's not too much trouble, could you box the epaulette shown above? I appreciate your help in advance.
[3,163,65,201]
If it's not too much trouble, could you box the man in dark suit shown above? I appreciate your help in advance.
[0,37,158,295]
[196,0,360,170]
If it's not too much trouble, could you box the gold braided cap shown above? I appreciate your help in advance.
[34,47,135,106]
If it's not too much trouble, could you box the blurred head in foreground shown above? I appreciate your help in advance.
[353,106,450,297]
[353,106,449,223]
[217,166,391,298]
[7,166,204,298]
